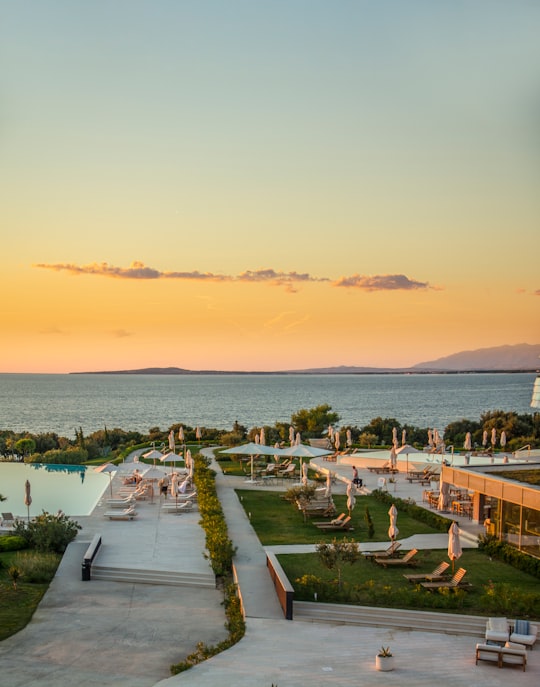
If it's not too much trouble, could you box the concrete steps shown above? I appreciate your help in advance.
[293,601,486,637]
[90,564,216,588]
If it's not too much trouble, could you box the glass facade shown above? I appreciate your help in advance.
[489,496,540,559]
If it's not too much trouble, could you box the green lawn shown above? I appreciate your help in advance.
[0,550,61,641]
[236,489,441,545]
[277,548,540,618]
[235,488,540,619]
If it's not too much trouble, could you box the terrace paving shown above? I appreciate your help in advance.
[0,449,538,687]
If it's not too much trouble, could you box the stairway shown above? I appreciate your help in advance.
[90,564,216,588]
[293,601,486,637]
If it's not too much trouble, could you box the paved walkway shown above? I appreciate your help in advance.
[0,450,538,687]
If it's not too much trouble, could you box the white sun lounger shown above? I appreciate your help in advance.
[104,507,137,520]
[162,501,193,514]
[106,495,136,508]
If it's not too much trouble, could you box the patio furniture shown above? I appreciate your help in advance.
[162,501,193,514]
[278,464,297,479]
[403,561,450,583]
[509,620,538,649]
[1,512,15,527]
[475,643,527,670]
[421,567,469,590]
[103,506,137,520]
[363,541,401,562]
[485,617,510,645]
[315,515,353,531]
[374,548,418,568]
[312,512,346,526]
[106,495,136,508]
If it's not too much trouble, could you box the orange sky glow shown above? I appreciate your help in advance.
[1,2,538,373]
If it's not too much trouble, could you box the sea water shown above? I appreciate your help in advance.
[0,372,535,438]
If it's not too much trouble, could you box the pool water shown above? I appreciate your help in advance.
[0,463,109,517]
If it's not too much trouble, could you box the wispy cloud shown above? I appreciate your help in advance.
[34,261,232,282]
[332,273,434,291]
[112,329,132,338]
[34,261,436,294]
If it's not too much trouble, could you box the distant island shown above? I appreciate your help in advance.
[72,343,540,375]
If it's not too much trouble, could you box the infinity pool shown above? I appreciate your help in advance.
[0,463,109,517]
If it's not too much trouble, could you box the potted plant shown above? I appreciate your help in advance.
[375,646,394,671]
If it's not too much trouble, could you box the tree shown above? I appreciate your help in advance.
[360,417,400,446]
[291,404,340,437]
[358,432,378,448]
[364,506,375,538]
[14,438,36,458]
[316,537,360,588]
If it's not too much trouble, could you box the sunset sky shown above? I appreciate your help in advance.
[2,1,539,373]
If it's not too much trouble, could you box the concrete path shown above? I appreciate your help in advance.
[0,449,538,687]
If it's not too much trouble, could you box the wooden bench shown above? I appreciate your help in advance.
[81,533,102,581]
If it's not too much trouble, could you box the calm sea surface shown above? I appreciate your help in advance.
[0,373,536,438]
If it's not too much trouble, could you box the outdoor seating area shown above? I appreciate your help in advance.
[485,618,538,650]
[475,643,527,671]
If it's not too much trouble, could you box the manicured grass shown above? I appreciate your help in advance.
[277,548,540,617]
[0,550,61,640]
[236,490,442,545]
[236,488,540,619]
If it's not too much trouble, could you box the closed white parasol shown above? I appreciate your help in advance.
[448,521,462,572]
[24,479,32,522]
[346,481,356,516]
[388,503,399,541]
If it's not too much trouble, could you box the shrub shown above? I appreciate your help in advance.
[0,535,27,552]
[13,511,81,553]
[480,580,540,617]
[193,455,236,577]
[14,551,61,583]
[478,535,540,579]
[371,489,451,532]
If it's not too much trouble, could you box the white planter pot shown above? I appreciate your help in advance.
[375,655,394,671]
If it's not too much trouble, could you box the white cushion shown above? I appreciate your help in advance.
[488,617,508,632]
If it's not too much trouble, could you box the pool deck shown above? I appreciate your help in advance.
[0,449,538,687]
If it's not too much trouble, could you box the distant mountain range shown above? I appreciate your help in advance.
[73,343,540,375]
